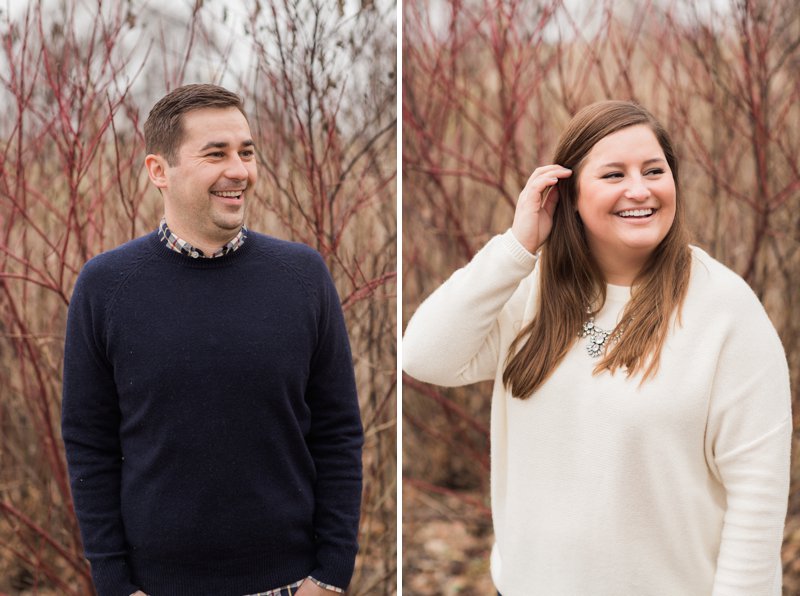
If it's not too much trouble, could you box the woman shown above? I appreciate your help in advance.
[403,101,791,595]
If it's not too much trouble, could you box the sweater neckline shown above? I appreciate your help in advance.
[605,282,631,303]
[147,230,253,268]
[593,283,631,329]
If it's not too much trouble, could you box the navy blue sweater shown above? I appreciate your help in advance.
[61,231,363,596]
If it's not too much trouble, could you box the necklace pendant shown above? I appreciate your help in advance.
[580,316,615,358]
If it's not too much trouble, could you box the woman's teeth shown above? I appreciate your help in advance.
[617,208,653,218]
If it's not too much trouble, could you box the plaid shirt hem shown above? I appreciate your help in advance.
[158,218,246,258]
[245,576,344,595]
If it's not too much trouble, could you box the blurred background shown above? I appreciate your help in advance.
[402,0,800,593]
[0,0,396,594]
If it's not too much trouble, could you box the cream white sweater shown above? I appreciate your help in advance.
[403,230,791,596]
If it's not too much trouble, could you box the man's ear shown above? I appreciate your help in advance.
[144,154,169,190]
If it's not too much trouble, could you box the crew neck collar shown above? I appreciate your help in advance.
[605,282,632,302]
[148,230,253,268]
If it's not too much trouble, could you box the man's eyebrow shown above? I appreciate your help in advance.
[599,158,666,168]
[198,139,256,152]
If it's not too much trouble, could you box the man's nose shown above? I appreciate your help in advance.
[225,155,249,180]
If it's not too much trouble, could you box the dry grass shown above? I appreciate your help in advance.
[0,1,396,594]
[403,0,800,592]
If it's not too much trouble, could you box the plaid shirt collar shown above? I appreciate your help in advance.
[158,218,247,259]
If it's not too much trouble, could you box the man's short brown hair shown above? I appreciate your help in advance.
[144,84,247,165]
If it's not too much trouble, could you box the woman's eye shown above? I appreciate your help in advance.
[646,168,665,176]
[602,172,623,179]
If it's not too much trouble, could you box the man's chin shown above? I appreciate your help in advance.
[211,213,246,231]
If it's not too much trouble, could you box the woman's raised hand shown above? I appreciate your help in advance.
[511,165,572,254]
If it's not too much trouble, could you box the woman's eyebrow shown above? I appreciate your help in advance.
[599,157,666,169]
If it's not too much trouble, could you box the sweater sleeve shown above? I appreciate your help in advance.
[705,281,792,596]
[403,229,537,386]
[303,255,364,590]
[61,262,140,596]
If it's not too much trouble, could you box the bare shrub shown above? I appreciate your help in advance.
[0,0,396,594]
[403,0,800,591]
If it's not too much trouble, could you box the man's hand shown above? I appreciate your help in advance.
[295,579,340,596]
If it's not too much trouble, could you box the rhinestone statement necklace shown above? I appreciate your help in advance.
[579,311,625,358]
[580,319,621,357]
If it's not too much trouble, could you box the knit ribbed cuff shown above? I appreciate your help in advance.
[89,555,139,596]
[501,229,538,268]
[310,547,358,592]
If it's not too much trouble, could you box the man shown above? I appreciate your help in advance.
[61,84,363,596]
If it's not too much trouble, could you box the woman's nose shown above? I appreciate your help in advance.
[624,177,651,200]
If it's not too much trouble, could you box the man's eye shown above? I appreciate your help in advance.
[206,152,225,158]
[240,150,255,158]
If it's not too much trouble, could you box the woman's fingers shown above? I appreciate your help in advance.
[541,184,559,215]
[526,164,572,181]
[511,165,572,253]
[521,166,572,208]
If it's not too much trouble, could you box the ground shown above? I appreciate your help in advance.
[404,485,800,596]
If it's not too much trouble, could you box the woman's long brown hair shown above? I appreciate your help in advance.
[502,101,691,398]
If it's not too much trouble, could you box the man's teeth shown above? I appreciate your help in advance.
[211,190,242,198]
[617,208,653,218]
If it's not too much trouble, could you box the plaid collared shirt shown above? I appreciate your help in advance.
[246,577,344,595]
[158,218,247,258]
